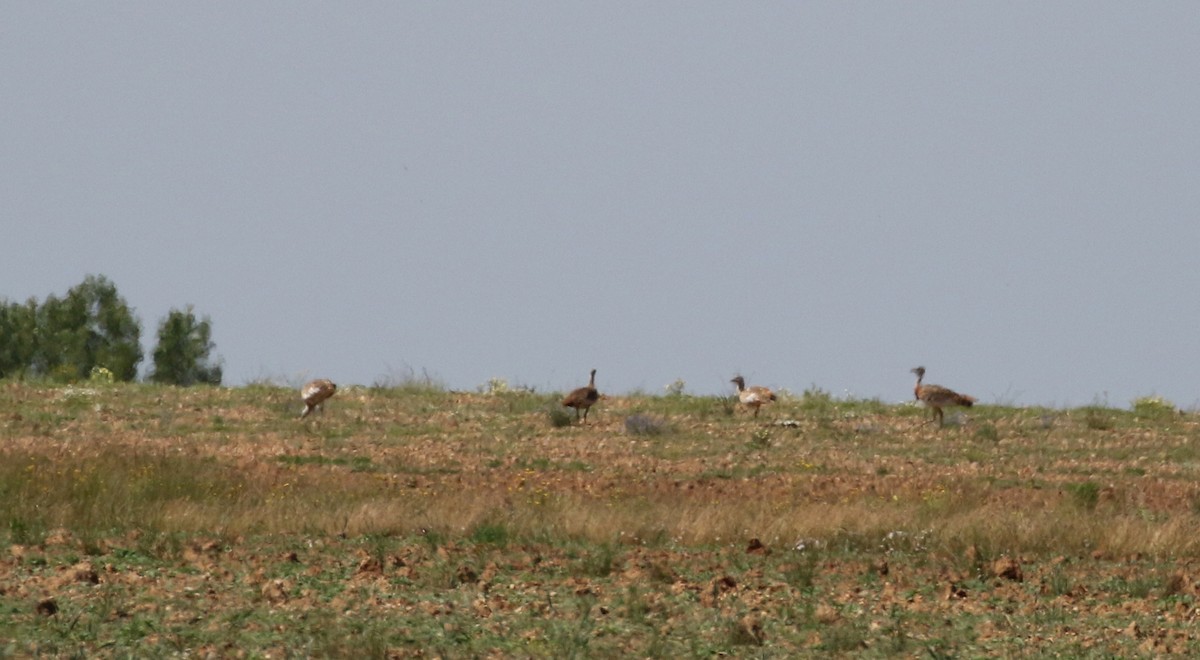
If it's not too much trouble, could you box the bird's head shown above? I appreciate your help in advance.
[730,376,745,388]
[910,367,926,378]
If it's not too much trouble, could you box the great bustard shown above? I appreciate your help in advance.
[911,367,975,427]
[562,369,601,423]
[300,379,337,418]
[731,375,777,418]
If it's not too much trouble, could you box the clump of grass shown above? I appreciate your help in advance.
[580,542,619,577]
[1081,406,1114,431]
[781,551,820,592]
[1065,481,1101,511]
[369,365,445,393]
[974,423,999,443]
[800,385,834,406]
[625,414,669,436]
[1046,563,1072,596]
[469,521,510,546]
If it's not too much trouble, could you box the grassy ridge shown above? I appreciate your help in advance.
[3,382,1200,656]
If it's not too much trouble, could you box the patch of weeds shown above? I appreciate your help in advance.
[698,468,735,480]
[370,365,445,393]
[7,516,47,545]
[276,454,374,472]
[881,604,911,655]
[1064,481,1100,511]
[1080,405,1114,431]
[519,457,553,471]
[625,413,669,436]
[974,423,999,442]
[749,428,771,449]
[781,552,820,593]
[799,385,835,412]
[480,377,512,395]
[1102,574,1158,599]
[821,615,867,654]
[618,585,650,626]
[580,543,618,577]
[469,521,510,546]
[718,396,737,417]
[724,614,765,647]
[545,595,598,656]
[420,528,445,553]
[1046,564,1072,596]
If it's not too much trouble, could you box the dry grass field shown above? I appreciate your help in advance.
[4,381,1200,657]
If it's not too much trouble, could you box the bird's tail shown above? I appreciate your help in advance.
[956,395,977,407]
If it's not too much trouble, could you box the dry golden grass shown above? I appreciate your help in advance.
[3,382,1200,557]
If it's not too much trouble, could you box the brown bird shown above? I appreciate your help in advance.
[911,367,975,427]
[562,368,601,423]
[300,378,337,418]
[731,375,777,418]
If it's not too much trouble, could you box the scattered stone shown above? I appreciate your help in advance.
[44,528,76,547]
[261,579,289,605]
[992,557,1023,582]
[815,603,840,624]
[455,564,479,585]
[701,576,737,607]
[70,562,100,585]
[356,556,383,575]
[1164,571,1186,597]
[940,582,968,600]
[746,538,769,555]
[36,598,58,616]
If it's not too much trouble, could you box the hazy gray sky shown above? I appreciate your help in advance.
[4,3,1199,407]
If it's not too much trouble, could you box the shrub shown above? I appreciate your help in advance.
[1132,396,1176,419]
[625,414,669,436]
[1081,407,1114,431]
[547,406,574,428]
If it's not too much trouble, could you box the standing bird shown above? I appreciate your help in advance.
[911,367,975,427]
[562,369,601,423]
[300,379,337,418]
[731,375,777,418]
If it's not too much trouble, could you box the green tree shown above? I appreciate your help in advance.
[46,275,144,381]
[0,299,38,379]
[149,306,222,386]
